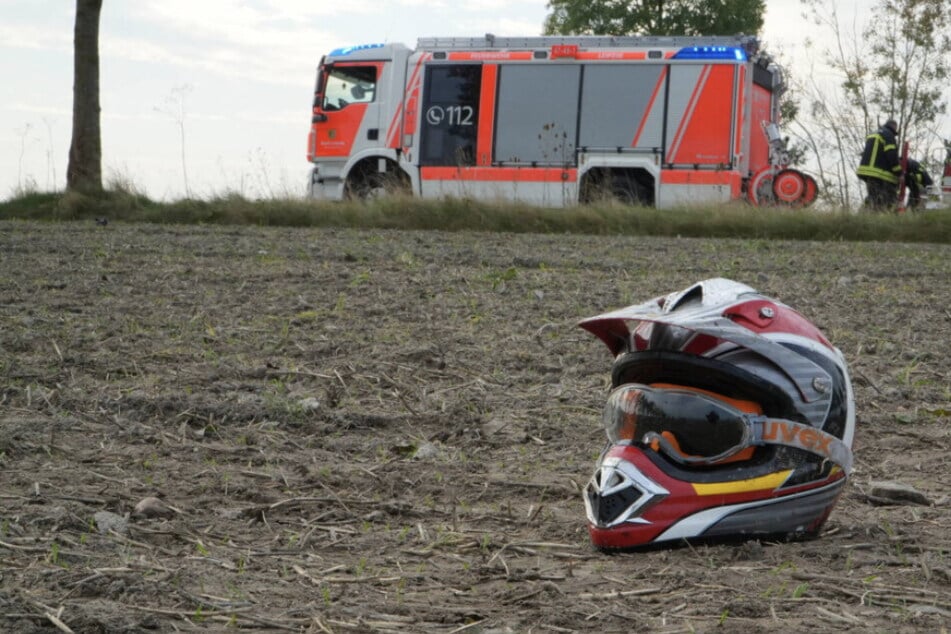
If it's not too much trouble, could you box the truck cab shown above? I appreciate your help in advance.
[308,43,411,199]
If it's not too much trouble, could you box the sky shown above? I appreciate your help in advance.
[1,0,937,202]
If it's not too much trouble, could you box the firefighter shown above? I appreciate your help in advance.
[856,119,902,212]
[905,159,934,211]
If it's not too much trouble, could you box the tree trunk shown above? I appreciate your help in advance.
[67,0,103,193]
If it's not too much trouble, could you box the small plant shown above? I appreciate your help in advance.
[397,251,417,268]
[48,542,60,566]
[771,560,797,575]
[485,266,517,290]
[395,578,405,605]
[350,269,371,287]
[333,293,347,313]
[718,608,729,625]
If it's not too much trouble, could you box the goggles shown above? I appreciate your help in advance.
[603,384,852,472]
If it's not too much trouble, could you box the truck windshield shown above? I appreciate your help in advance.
[321,66,377,111]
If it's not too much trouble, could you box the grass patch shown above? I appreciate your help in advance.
[2,189,950,243]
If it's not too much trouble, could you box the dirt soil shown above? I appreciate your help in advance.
[1,219,950,633]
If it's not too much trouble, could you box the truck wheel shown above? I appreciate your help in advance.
[581,170,649,206]
[345,162,410,200]
[772,169,817,207]
[611,173,644,205]
[747,167,776,206]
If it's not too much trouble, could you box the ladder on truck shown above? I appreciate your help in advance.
[416,33,761,53]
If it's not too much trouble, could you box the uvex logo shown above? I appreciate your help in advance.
[762,420,832,456]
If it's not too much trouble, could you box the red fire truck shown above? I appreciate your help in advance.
[306,34,815,208]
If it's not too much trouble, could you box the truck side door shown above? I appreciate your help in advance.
[418,64,482,168]
[312,63,383,159]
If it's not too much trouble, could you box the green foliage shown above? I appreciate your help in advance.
[544,0,765,36]
[864,0,950,143]
[796,0,951,206]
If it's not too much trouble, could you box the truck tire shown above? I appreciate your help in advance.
[345,160,410,200]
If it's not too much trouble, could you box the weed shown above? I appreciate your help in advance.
[771,560,797,575]
[397,251,417,268]
[485,266,517,290]
[333,293,347,314]
[350,269,371,287]
[395,578,406,605]
[897,362,919,386]
[47,542,60,566]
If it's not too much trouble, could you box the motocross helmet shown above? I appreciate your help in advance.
[579,278,854,550]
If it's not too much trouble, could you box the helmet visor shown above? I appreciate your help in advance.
[602,384,752,459]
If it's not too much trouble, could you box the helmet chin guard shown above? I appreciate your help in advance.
[579,278,855,550]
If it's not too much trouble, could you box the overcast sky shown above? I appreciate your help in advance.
[2,0,940,201]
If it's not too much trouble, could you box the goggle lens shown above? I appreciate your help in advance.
[602,384,751,458]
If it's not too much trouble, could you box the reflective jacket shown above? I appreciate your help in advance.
[907,159,934,189]
[856,126,901,184]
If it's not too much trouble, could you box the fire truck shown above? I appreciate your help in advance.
[306,34,815,208]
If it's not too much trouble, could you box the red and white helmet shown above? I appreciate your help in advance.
[579,278,855,550]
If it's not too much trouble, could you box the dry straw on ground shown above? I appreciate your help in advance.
[1,220,949,632]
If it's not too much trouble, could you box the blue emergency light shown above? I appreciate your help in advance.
[672,46,747,61]
[329,43,386,57]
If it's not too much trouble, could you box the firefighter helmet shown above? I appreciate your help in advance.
[579,278,854,550]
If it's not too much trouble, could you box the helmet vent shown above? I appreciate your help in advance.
[666,284,703,312]
[592,482,643,526]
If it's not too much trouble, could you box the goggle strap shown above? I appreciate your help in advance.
[643,418,852,474]
[749,417,853,474]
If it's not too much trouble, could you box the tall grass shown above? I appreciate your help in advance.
[1,188,949,243]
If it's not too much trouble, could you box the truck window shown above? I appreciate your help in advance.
[579,64,666,150]
[495,65,580,166]
[322,66,377,111]
[419,64,481,167]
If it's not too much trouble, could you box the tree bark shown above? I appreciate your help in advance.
[67,0,103,193]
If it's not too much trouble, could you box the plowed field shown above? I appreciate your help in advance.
[1,219,949,633]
